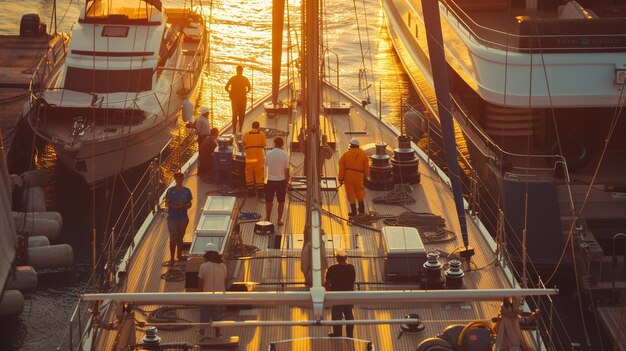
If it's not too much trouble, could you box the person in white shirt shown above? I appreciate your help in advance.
[186,106,211,146]
[264,137,289,225]
[197,243,227,338]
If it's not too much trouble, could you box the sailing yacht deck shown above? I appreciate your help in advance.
[92,86,542,350]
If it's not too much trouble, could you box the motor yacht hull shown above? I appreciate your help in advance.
[28,5,207,185]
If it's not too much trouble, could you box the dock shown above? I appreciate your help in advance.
[0,34,66,153]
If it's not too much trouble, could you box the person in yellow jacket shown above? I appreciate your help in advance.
[338,138,370,217]
[243,121,267,197]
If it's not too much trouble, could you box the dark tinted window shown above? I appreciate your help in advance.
[65,67,152,93]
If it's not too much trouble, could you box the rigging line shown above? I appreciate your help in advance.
[56,0,75,31]
[90,5,98,288]
[519,10,540,291]
[411,10,546,289]
[199,0,214,125]
[585,290,608,351]
[577,84,626,216]
[359,0,376,106]
[352,0,383,142]
[351,0,370,99]
[530,17,594,347]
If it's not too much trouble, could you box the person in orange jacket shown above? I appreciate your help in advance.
[338,138,370,217]
[243,121,266,197]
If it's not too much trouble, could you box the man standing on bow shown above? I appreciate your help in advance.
[225,65,251,136]
[338,138,370,217]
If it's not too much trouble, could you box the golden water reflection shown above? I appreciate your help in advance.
[194,0,413,134]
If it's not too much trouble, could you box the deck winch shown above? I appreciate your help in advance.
[365,142,395,190]
[141,326,161,349]
[390,135,421,184]
[445,259,465,289]
[421,251,445,289]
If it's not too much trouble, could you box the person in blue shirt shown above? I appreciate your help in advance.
[165,172,193,264]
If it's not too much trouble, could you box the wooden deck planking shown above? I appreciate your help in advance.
[95,84,534,350]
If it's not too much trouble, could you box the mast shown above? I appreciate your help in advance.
[299,0,325,317]
[421,0,473,261]
[302,0,322,242]
[272,0,285,105]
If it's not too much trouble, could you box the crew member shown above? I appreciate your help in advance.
[164,172,192,263]
[243,121,266,197]
[197,243,227,338]
[186,106,211,146]
[198,128,219,182]
[325,248,356,338]
[338,138,370,217]
[265,136,289,225]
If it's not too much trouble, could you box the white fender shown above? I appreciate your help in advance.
[12,213,61,240]
[4,266,38,290]
[20,186,47,212]
[28,235,50,247]
[10,174,23,189]
[26,244,74,269]
[21,169,51,188]
[0,290,24,316]
[182,100,194,123]
[13,211,63,229]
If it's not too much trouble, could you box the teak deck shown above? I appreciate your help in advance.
[93,84,542,350]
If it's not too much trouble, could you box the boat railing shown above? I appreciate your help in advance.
[524,278,581,350]
[28,33,69,95]
[448,93,579,222]
[57,120,200,350]
[440,0,626,53]
[449,94,575,183]
[30,61,193,107]
[30,32,203,113]
[448,96,583,279]
[56,156,163,351]
[404,101,581,300]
